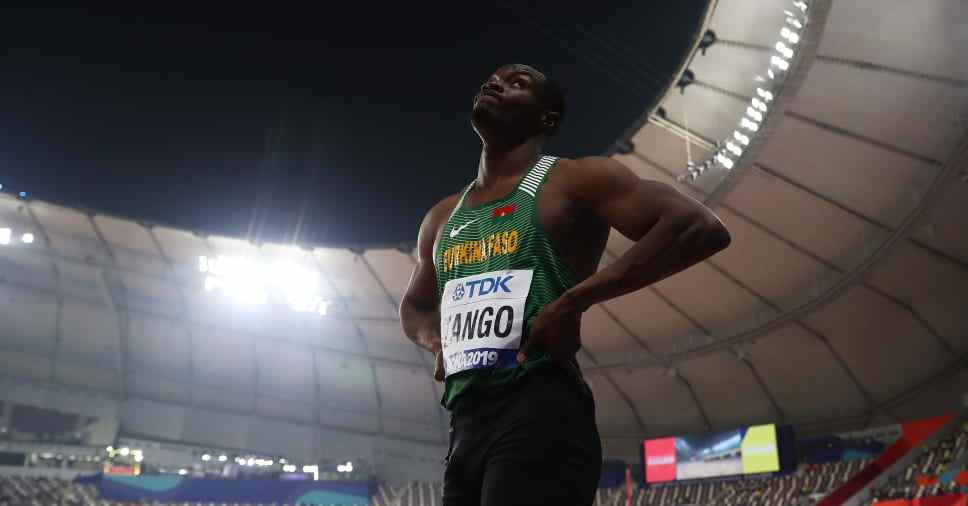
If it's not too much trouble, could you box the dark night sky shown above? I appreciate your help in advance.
[0,4,706,247]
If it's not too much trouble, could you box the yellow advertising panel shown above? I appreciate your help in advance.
[741,424,779,474]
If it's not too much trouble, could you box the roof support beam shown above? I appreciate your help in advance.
[355,323,385,435]
[147,228,197,408]
[598,137,968,378]
[24,203,64,384]
[597,268,707,432]
[88,215,129,401]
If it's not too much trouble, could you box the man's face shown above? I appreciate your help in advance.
[471,64,549,136]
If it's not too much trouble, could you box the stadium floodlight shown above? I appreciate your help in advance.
[279,458,287,464]
[17,191,26,199]
[746,107,764,122]
[770,55,790,71]
[793,0,807,11]
[106,446,113,453]
[751,98,768,113]
[266,460,274,466]
[0,228,11,246]
[725,142,743,157]
[201,454,211,461]
[178,469,188,476]
[135,454,144,463]
[755,88,774,102]
[716,154,735,170]
[247,458,255,466]
[120,447,130,457]
[780,27,800,44]
[786,17,803,29]
[218,455,227,462]
[21,232,34,244]
[283,464,297,473]
[740,118,760,132]
[767,69,776,80]
[733,131,751,146]
[199,254,332,315]
[775,41,794,59]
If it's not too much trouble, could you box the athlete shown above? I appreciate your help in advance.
[400,64,731,506]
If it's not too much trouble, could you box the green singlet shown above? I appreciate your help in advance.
[434,155,579,410]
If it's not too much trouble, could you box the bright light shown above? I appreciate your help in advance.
[751,98,768,112]
[767,69,776,79]
[756,88,774,101]
[279,458,287,464]
[218,455,227,462]
[337,461,354,473]
[106,446,113,453]
[303,465,319,481]
[345,461,353,473]
[733,131,750,146]
[0,228,10,246]
[786,17,803,29]
[740,118,760,132]
[178,469,188,476]
[17,191,26,199]
[199,255,332,314]
[283,464,297,473]
[775,41,794,59]
[780,27,800,44]
[716,154,735,170]
[201,454,211,461]
[726,142,743,157]
[266,460,274,466]
[20,232,34,244]
[793,0,807,12]
[746,107,764,122]
[247,458,255,466]
[120,447,130,457]
[135,454,144,462]
[770,55,790,71]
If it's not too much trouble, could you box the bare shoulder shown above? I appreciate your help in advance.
[426,193,460,227]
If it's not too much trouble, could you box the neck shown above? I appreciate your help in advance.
[476,136,544,188]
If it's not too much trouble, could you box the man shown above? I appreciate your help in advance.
[400,64,731,506]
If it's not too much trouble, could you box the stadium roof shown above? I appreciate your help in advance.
[0,0,965,460]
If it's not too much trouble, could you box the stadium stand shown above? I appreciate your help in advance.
[867,424,968,504]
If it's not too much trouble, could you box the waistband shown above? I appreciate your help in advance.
[449,362,588,418]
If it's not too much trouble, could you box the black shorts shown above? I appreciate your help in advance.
[442,364,603,506]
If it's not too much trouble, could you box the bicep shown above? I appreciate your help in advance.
[404,196,455,307]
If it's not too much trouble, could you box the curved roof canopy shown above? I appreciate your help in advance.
[0,0,965,456]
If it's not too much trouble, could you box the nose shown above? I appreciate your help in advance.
[481,76,504,93]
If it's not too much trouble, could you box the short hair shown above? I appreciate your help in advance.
[503,63,566,134]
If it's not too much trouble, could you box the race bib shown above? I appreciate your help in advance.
[439,269,533,378]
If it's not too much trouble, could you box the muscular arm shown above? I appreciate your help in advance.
[558,156,731,313]
[399,196,457,354]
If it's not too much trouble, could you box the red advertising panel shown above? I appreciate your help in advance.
[644,437,677,483]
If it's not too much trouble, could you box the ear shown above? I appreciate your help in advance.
[542,111,560,131]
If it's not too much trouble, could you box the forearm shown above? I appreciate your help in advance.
[399,298,442,353]
[563,213,729,312]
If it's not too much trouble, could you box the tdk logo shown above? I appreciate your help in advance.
[454,275,514,301]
